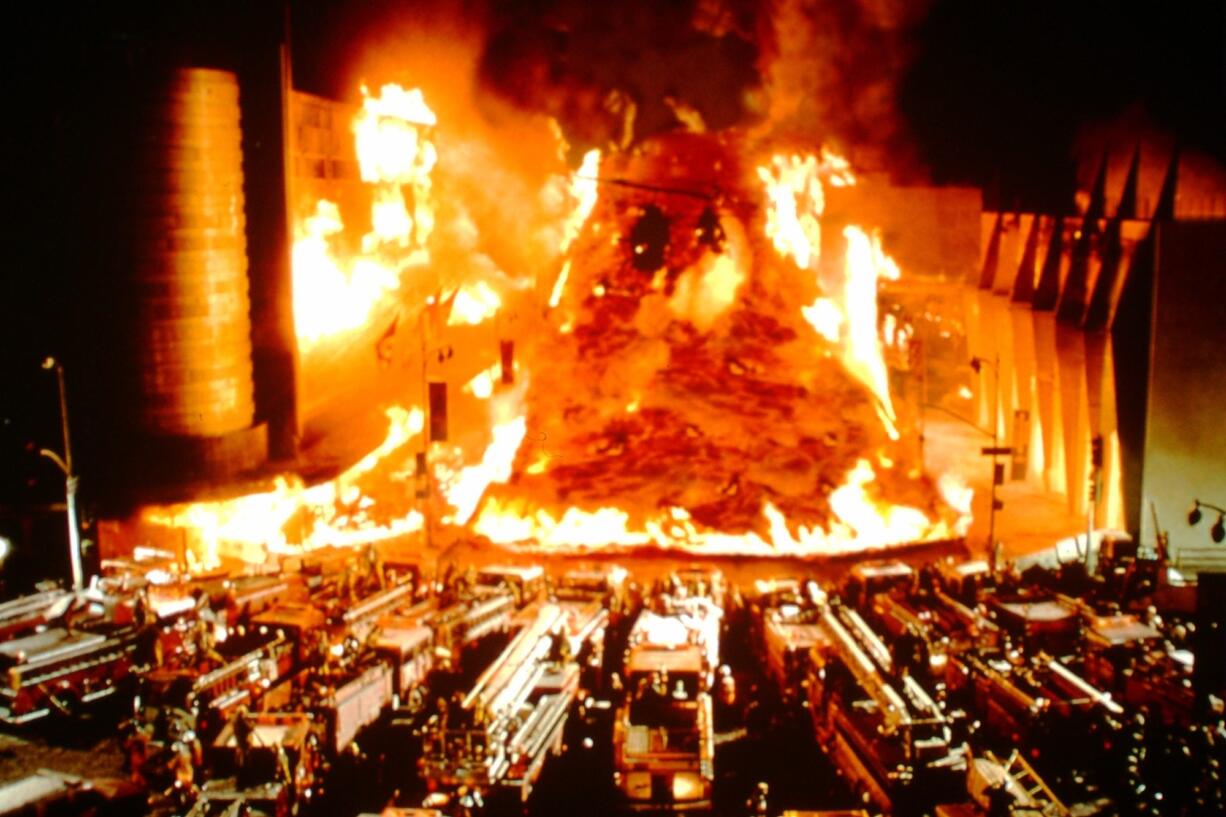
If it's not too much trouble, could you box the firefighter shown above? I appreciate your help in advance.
[190,589,223,666]
[133,585,163,669]
[364,543,386,591]
[233,706,255,777]
[718,664,736,706]
[747,781,769,815]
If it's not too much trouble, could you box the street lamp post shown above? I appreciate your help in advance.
[41,357,84,591]
[970,355,1003,560]
[1188,499,1226,543]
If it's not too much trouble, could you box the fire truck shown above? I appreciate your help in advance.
[752,579,829,705]
[806,600,966,815]
[419,602,597,802]
[612,594,721,810]
[0,589,141,724]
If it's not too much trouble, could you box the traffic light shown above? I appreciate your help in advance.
[1090,435,1103,469]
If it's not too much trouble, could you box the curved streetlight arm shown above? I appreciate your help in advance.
[38,448,69,476]
[1192,499,1226,516]
[970,354,999,373]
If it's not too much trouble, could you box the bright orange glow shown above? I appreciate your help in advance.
[757,150,899,439]
[437,393,528,525]
[839,225,899,438]
[294,83,437,350]
[463,364,501,400]
[142,407,424,567]
[668,252,745,332]
[757,153,824,270]
[549,149,602,309]
[130,125,975,572]
[447,280,502,326]
[938,473,975,537]
[820,145,857,187]
[473,458,960,555]
[801,297,843,343]
[293,201,401,348]
[354,84,437,181]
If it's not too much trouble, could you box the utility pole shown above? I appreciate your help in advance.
[1087,435,1103,568]
[420,301,434,551]
[972,355,1006,559]
[41,357,84,591]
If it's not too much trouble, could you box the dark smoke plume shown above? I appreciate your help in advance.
[474,0,929,174]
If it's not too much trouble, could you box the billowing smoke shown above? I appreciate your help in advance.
[755,0,929,171]
[476,0,765,157]
[303,0,931,167]
[470,0,930,174]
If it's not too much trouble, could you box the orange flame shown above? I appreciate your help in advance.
[292,201,402,347]
[757,150,899,438]
[837,225,900,438]
[435,390,528,525]
[472,459,957,555]
[142,407,425,567]
[293,84,437,350]
[549,149,602,309]
[757,153,825,270]
[447,280,502,326]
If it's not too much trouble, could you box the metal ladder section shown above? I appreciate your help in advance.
[995,749,1070,816]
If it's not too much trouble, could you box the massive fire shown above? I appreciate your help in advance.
[468,134,967,555]
[293,83,437,351]
[120,80,972,568]
[142,406,425,568]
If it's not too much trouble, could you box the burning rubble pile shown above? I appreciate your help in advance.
[121,76,970,569]
[475,132,967,553]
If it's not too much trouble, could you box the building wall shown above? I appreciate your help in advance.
[1140,221,1226,571]
[827,185,982,279]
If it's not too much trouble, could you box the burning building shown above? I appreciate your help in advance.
[2,3,1226,817]
[0,0,1189,581]
[93,74,975,568]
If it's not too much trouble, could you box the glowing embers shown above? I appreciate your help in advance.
[293,84,437,350]
[473,459,961,555]
[141,407,425,568]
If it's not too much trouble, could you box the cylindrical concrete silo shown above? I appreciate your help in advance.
[130,68,255,438]
[108,66,268,493]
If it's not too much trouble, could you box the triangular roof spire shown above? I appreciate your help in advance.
[1084,151,1109,223]
[978,212,1003,290]
[1117,144,1141,220]
[1153,144,1180,220]
[1012,215,1041,304]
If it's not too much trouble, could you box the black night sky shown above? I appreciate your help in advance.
[0,0,1222,586]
